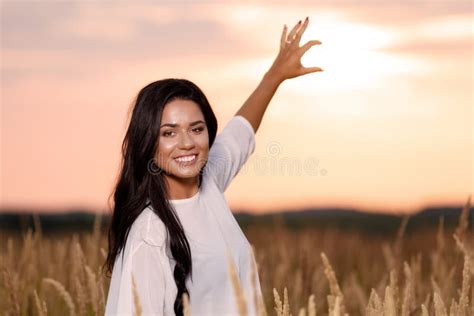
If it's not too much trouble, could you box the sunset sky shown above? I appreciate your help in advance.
[1,1,472,214]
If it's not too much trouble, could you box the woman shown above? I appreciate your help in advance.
[104,17,322,316]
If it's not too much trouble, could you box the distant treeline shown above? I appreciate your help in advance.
[0,205,471,235]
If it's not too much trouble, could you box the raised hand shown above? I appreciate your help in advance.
[267,17,323,83]
[235,17,323,133]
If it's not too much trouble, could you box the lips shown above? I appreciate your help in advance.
[174,154,197,164]
[174,153,198,159]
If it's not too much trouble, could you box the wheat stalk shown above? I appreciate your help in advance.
[247,244,268,316]
[274,288,284,316]
[182,292,191,316]
[283,287,291,316]
[331,296,341,316]
[433,291,447,316]
[389,269,400,313]
[32,213,43,237]
[455,195,471,242]
[96,266,106,316]
[307,294,316,316]
[33,289,47,316]
[2,267,21,316]
[320,253,346,315]
[43,277,76,316]
[100,247,107,261]
[297,307,306,316]
[248,245,260,315]
[228,251,248,316]
[401,261,414,316]
[85,265,99,314]
[131,273,142,316]
[384,285,396,316]
[74,274,87,316]
[449,297,458,315]
[421,303,429,316]
[452,234,472,316]
[366,289,383,316]
[394,215,410,260]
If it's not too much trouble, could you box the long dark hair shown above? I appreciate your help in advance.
[103,78,218,315]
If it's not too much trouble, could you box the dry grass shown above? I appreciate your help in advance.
[0,197,472,315]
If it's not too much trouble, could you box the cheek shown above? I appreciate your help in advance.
[196,135,210,154]
[156,140,175,159]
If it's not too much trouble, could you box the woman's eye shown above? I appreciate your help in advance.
[162,127,204,137]
[193,127,205,133]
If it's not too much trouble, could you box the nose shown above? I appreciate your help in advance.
[177,131,195,149]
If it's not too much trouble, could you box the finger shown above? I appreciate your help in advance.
[287,19,302,42]
[301,66,324,75]
[298,39,322,56]
[294,16,309,45]
[280,24,287,50]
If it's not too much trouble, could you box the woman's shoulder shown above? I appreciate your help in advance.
[128,206,167,248]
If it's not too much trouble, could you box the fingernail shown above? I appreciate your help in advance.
[298,20,301,24]
[305,17,309,22]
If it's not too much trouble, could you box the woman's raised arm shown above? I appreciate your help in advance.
[235,16,323,133]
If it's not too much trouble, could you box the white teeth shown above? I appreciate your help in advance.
[175,155,196,162]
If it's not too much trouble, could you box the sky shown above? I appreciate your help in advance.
[1,0,472,214]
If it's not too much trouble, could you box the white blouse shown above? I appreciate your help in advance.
[105,115,263,316]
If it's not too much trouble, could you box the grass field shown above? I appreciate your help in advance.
[1,198,472,316]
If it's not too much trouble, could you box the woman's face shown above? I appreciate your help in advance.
[154,99,209,181]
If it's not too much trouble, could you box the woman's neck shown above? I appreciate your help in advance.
[164,175,200,200]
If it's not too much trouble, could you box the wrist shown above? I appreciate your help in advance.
[263,68,285,87]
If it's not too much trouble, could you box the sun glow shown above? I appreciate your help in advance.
[293,18,432,95]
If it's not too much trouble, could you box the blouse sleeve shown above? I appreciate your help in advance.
[206,115,256,193]
[131,241,166,315]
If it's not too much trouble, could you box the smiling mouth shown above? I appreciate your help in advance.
[174,154,197,164]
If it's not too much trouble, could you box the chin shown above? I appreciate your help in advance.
[171,158,206,177]
[167,168,201,179]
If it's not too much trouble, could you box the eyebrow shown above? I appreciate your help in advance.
[160,120,206,129]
